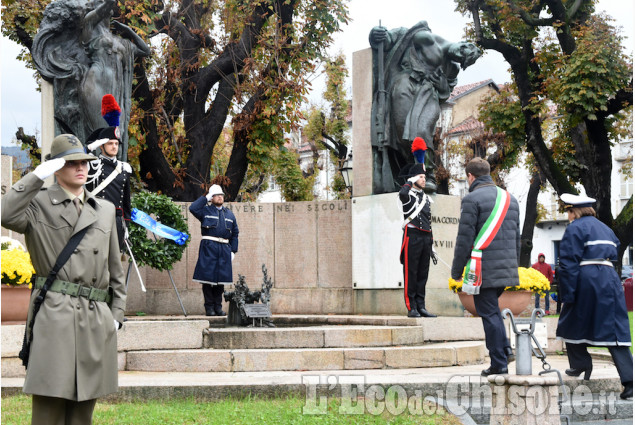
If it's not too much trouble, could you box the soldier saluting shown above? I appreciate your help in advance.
[85,94,132,251]
[1,134,126,424]
[190,184,239,316]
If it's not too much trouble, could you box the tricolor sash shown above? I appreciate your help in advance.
[462,187,511,295]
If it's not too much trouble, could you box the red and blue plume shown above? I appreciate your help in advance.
[411,137,427,164]
[101,94,121,127]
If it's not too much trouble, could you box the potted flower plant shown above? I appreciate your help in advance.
[448,267,550,316]
[1,237,35,322]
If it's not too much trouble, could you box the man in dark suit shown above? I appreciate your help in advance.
[450,157,520,376]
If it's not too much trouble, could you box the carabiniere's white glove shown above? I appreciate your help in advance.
[87,138,109,151]
[33,158,66,180]
[407,176,419,184]
[114,319,121,331]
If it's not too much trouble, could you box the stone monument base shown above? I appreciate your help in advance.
[352,192,464,316]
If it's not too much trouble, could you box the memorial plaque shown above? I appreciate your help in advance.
[243,303,272,318]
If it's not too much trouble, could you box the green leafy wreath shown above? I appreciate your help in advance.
[129,191,190,271]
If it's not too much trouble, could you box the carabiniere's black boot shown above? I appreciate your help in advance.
[407,298,421,317]
[417,306,437,318]
[408,308,421,318]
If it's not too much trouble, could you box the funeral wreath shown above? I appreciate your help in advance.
[129,191,190,271]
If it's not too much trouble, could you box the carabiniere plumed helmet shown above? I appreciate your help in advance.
[45,134,97,161]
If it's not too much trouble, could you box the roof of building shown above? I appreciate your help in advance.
[446,117,484,136]
[448,79,499,102]
[298,143,315,153]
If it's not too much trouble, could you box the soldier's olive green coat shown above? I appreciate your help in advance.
[1,173,126,401]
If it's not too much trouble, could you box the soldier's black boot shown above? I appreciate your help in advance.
[205,307,216,316]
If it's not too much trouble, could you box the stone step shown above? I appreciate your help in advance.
[123,341,485,373]
[2,315,566,378]
[1,320,211,357]
[204,325,424,349]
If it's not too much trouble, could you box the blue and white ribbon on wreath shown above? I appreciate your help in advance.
[130,208,189,246]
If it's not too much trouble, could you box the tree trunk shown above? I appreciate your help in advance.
[584,117,614,227]
[519,169,545,267]
[613,196,633,269]
[134,63,179,195]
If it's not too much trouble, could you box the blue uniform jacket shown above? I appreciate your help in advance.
[556,216,630,346]
[190,196,239,285]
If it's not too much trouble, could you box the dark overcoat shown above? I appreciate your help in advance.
[556,216,631,346]
[1,173,126,401]
[450,175,521,288]
[190,196,239,285]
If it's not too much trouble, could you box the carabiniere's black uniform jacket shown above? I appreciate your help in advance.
[86,155,132,249]
[399,182,432,232]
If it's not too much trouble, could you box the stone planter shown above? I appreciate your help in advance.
[1,285,31,323]
[458,290,532,317]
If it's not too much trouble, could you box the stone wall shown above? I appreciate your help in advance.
[126,200,354,316]
[125,194,465,317]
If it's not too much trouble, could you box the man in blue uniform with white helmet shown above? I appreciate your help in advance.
[190,184,239,316]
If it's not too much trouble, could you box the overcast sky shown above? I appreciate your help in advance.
[1,0,632,146]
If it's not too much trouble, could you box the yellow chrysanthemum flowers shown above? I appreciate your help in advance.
[448,267,550,294]
[1,240,35,288]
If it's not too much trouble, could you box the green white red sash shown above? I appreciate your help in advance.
[463,187,511,295]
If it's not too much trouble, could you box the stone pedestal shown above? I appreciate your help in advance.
[351,192,464,315]
[352,48,373,197]
[488,374,560,425]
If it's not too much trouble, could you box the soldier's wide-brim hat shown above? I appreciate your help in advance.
[560,193,595,209]
[45,134,97,161]
[398,163,426,179]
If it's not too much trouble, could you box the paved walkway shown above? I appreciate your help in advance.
[3,356,630,425]
[2,355,623,394]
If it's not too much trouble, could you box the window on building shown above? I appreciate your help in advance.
[620,173,633,199]
[618,140,632,160]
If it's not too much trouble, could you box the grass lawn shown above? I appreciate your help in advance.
[1,394,462,425]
